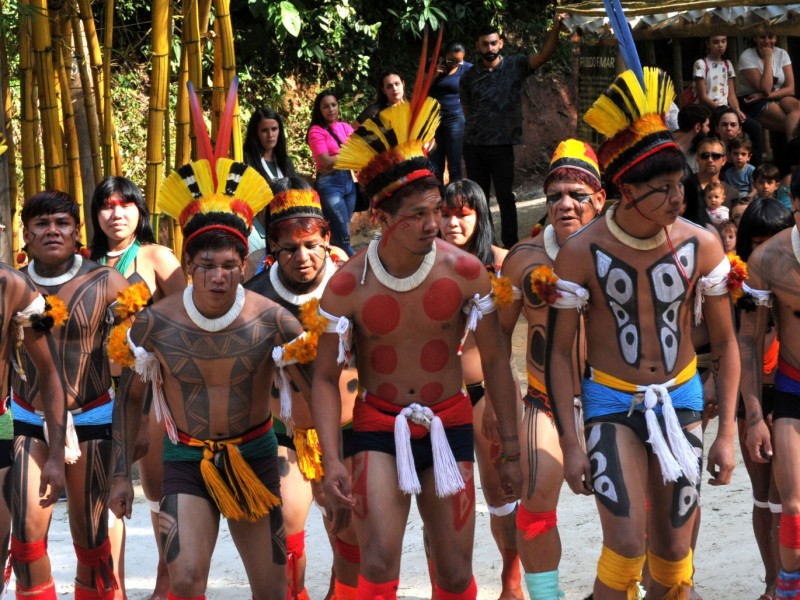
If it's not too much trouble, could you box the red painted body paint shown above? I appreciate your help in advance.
[352,453,369,520]
[452,466,475,532]
[420,339,449,373]
[420,382,443,403]
[455,256,482,281]
[371,345,398,375]
[362,295,401,334]
[422,278,461,321]
[329,271,357,296]
[376,382,399,402]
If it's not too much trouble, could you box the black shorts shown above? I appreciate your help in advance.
[0,439,12,469]
[352,424,474,471]
[586,408,702,444]
[466,382,485,407]
[14,420,111,443]
[771,388,800,422]
[161,454,281,505]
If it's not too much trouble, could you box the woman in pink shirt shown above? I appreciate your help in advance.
[307,89,356,256]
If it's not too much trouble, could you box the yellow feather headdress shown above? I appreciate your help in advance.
[336,30,443,208]
[583,67,678,184]
[158,78,273,249]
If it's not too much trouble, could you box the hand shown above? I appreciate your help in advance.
[554,13,568,32]
[745,93,763,103]
[481,402,501,445]
[322,461,356,535]
[736,108,747,122]
[497,461,522,501]
[761,46,774,61]
[745,418,773,464]
[563,444,593,495]
[38,457,65,508]
[132,413,150,463]
[109,478,135,519]
[706,435,736,486]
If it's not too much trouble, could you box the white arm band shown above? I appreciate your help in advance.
[319,306,352,365]
[694,256,732,325]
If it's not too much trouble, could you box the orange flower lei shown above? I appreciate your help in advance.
[726,252,748,303]
[279,298,331,365]
[107,322,135,368]
[43,295,69,327]
[115,282,152,319]
[530,265,561,305]
[490,272,514,308]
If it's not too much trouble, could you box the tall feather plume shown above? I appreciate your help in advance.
[602,0,644,88]
[408,27,444,136]
[214,77,239,163]
[187,81,214,166]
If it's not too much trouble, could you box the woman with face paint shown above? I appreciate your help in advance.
[90,176,185,600]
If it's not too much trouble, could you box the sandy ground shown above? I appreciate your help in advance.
[39,193,766,598]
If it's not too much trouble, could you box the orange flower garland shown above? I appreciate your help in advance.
[530,265,562,306]
[726,252,748,303]
[277,298,331,365]
[107,322,135,367]
[43,295,69,327]
[490,272,514,308]
[115,282,152,319]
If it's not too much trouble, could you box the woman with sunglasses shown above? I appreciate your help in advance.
[429,42,473,185]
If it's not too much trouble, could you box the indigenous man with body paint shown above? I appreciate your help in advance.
[738,171,800,599]
[499,139,606,600]
[12,190,130,600]
[244,178,359,600]
[107,153,314,600]
[546,68,739,600]
[312,65,522,600]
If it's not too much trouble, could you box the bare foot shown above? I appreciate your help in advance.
[149,557,170,600]
[689,587,703,600]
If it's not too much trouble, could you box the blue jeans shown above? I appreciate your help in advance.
[430,110,465,184]
[316,170,356,256]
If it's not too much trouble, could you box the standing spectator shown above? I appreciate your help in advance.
[672,103,711,173]
[694,34,763,165]
[460,16,565,249]
[429,43,473,185]
[243,108,298,251]
[307,89,357,256]
[738,33,800,139]
[355,71,406,126]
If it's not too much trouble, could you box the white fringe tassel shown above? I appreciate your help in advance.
[271,346,295,437]
[642,387,684,483]
[44,412,81,464]
[661,391,700,485]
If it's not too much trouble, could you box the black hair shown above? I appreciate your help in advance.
[753,161,780,183]
[375,71,405,109]
[307,89,338,142]
[735,196,793,261]
[21,190,80,228]
[243,107,290,179]
[477,25,500,38]
[712,105,740,135]
[442,179,495,267]
[697,135,727,156]
[185,226,248,263]
[677,104,712,133]
[445,41,466,55]
[377,175,440,217]
[791,164,800,200]
[89,176,156,260]
[616,146,686,186]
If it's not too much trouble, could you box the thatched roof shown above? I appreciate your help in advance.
[563,2,800,38]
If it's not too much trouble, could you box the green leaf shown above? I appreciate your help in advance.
[280,1,302,37]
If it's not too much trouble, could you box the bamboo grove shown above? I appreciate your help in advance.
[2,0,240,265]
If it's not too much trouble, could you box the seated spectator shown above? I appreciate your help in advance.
[719,219,737,253]
[725,134,756,197]
[673,103,711,172]
[683,137,738,226]
[753,162,781,202]
[731,196,751,227]
[705,181,730,225]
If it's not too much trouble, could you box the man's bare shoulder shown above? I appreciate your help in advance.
[503,235,549,282]
[140,243,181,269]
[748,228,794,284]
[433,239,491,290]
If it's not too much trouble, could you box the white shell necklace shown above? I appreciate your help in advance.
[543,225,560,261]
[105,239,136,258]
[364,235,436,292]
[270,256,336,306]
[183,284,246,332]
[606,204,670,251]
[28,255,83,287]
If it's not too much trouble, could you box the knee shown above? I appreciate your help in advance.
[601,532,645,560]
[359,545,398,578]
[516,506,557,542]
[169,564,208,596]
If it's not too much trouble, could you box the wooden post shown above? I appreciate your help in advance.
[672,37,683,97]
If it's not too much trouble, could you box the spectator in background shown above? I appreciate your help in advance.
[307,89,357,256]
[355,70,406,126]
[243,108,298,251]
[738,33,800,139]
[429,42,473,185]
[753,162,782,203]
[672,103,711,172]
[460,15,565,249]
[725,134,756,197]
[713,105,746,170]
[683,137,738,227]
[695,34,763,165]
[719,219,737,253]
[704,181,730,225]
[731,196,751,227]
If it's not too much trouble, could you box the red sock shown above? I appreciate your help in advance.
[15,578,57,600]
[434,577,477,600]
[167,592,205,600]
[334,579,357,600]
[355,576,398,600]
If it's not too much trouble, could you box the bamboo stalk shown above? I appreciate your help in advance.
[57,15,86,246]
[104,0,121,174]
[51,7,70,193]
[210,21,223,143]
[144,0,170,216]
[181,0,202,163]
[19,3,41,199]
[212,0,240,160]
[72,16,102,185]
[29,0,66,191]
[2,10,19,236]
[75,0,107,170]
